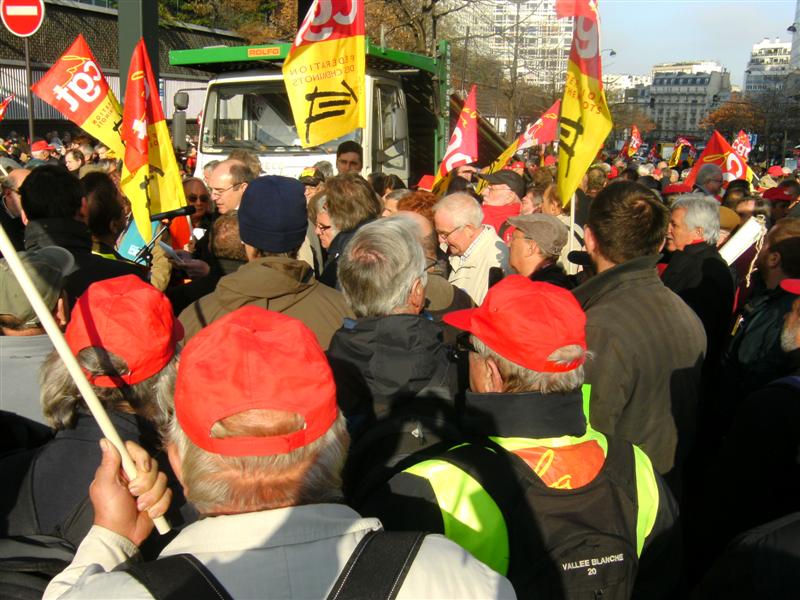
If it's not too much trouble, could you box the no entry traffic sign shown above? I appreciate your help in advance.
[1,0,44,37]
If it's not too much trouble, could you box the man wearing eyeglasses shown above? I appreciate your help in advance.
[0,168,29,255]
[433,193,509,305]
[207,159,254,215]
[692,164,724,199]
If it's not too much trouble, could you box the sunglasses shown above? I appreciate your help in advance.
[186,194,210,202]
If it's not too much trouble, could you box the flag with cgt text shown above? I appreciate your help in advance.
[555,0,613,206]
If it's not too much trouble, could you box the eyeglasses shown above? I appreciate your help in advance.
[315,222,333,232]
[210,183,242,197]
[186,194,210,203]
[437,224,465,241]
[455,331,477,354]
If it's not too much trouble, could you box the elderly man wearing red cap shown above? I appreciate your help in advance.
[355,276,679,599]
[1,275,188,553]
[45,307,514,599]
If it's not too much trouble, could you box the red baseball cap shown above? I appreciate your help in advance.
[414,174,435,191]
[780,279,800,295]
[763,187,795,203]
[767,165,784,178]
[663,183,692,195]
[543,156,556,167]
[66,275,183,387]
[174,306,337,457]
[30,140,54,153]
[444,276,587,372]
[608,166,619,179]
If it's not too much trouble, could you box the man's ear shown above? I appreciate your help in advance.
[408,277,425,314]
[76,197,89,224]
[166,443,185,490]
[54,295,69,328]
[20,206,29,226]
[769,250,782,269]
[584,225,597,254]
[485,357,505,393]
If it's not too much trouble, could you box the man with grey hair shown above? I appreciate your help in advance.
[433,192,508,304]
[327,215,460,447]
[45,307,512,599]
[662,193,735,371]
[693,163,724,198]
[356,276,680,598]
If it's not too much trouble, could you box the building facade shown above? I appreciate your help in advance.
[477,0,572,89]
[744,38,792,95]
[648,61,731,140]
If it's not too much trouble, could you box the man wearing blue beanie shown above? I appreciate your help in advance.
[179,176,352,348]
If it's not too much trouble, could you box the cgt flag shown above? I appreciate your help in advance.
[283,0,365,147]
[0,94,13,122]
[120,39,190,246]
[684,130,754,191]
[556,0,613,206]
[0,94,14,123]
[626,125,642,158]
[31,34,124,157]
[483,99,560,178]
[732,130,752,161]
[432,84,479,194]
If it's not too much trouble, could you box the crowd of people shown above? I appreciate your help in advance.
[2,130,800,599]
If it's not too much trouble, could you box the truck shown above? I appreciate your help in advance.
[169,40,506,184]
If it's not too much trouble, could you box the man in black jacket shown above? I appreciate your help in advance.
[572,181,706,486]
[19,165,145,304]
[327,215,462,489]
[661,194,735,371]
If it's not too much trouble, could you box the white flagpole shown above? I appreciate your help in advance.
[0,223,170,534]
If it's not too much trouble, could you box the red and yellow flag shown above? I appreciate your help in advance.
[431,85,479,194]
[556,0,612,206]
[283,0,365,147]
[483,99,560,178]
[31,35,124,157]
[668,144,685,168]
[120,39,189,246]
[0,94,14,123]
[626,125,642,158]
[732,130,752,162]
[684,130,754,190]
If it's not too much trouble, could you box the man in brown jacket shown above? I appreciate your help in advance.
[179,176,351,349]
[572,181,706,489]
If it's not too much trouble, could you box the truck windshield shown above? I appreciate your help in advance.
[202,80,360,153]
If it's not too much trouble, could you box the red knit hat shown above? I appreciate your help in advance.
[444,276,587,372]
[174,306,337,457]
[66,275,183,387]
[763,187,795,203]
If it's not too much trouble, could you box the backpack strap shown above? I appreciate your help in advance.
[326,530,425,600]
[118,553,233,600]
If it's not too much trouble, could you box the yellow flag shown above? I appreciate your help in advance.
[283,0,366,147]
[120,40,189,246]
[556,0,613,206]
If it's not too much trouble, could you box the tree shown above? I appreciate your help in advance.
[699,95,763,140]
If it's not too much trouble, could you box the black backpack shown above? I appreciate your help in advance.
[116,530,426,600]
[407,437,641,599]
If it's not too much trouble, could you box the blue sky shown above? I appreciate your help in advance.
[600,0,797,86]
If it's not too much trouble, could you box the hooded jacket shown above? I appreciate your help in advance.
[179,256,352,349]
[327,314,458,430]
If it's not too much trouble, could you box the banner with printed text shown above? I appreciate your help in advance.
[626,125,641,158]
[483,99,560,178]
[31,34,125,158]
[283,0,365,147]
[684,130,754,191]
[555,0,613,206]
[120,39,189,246]
[732,130,752,161]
